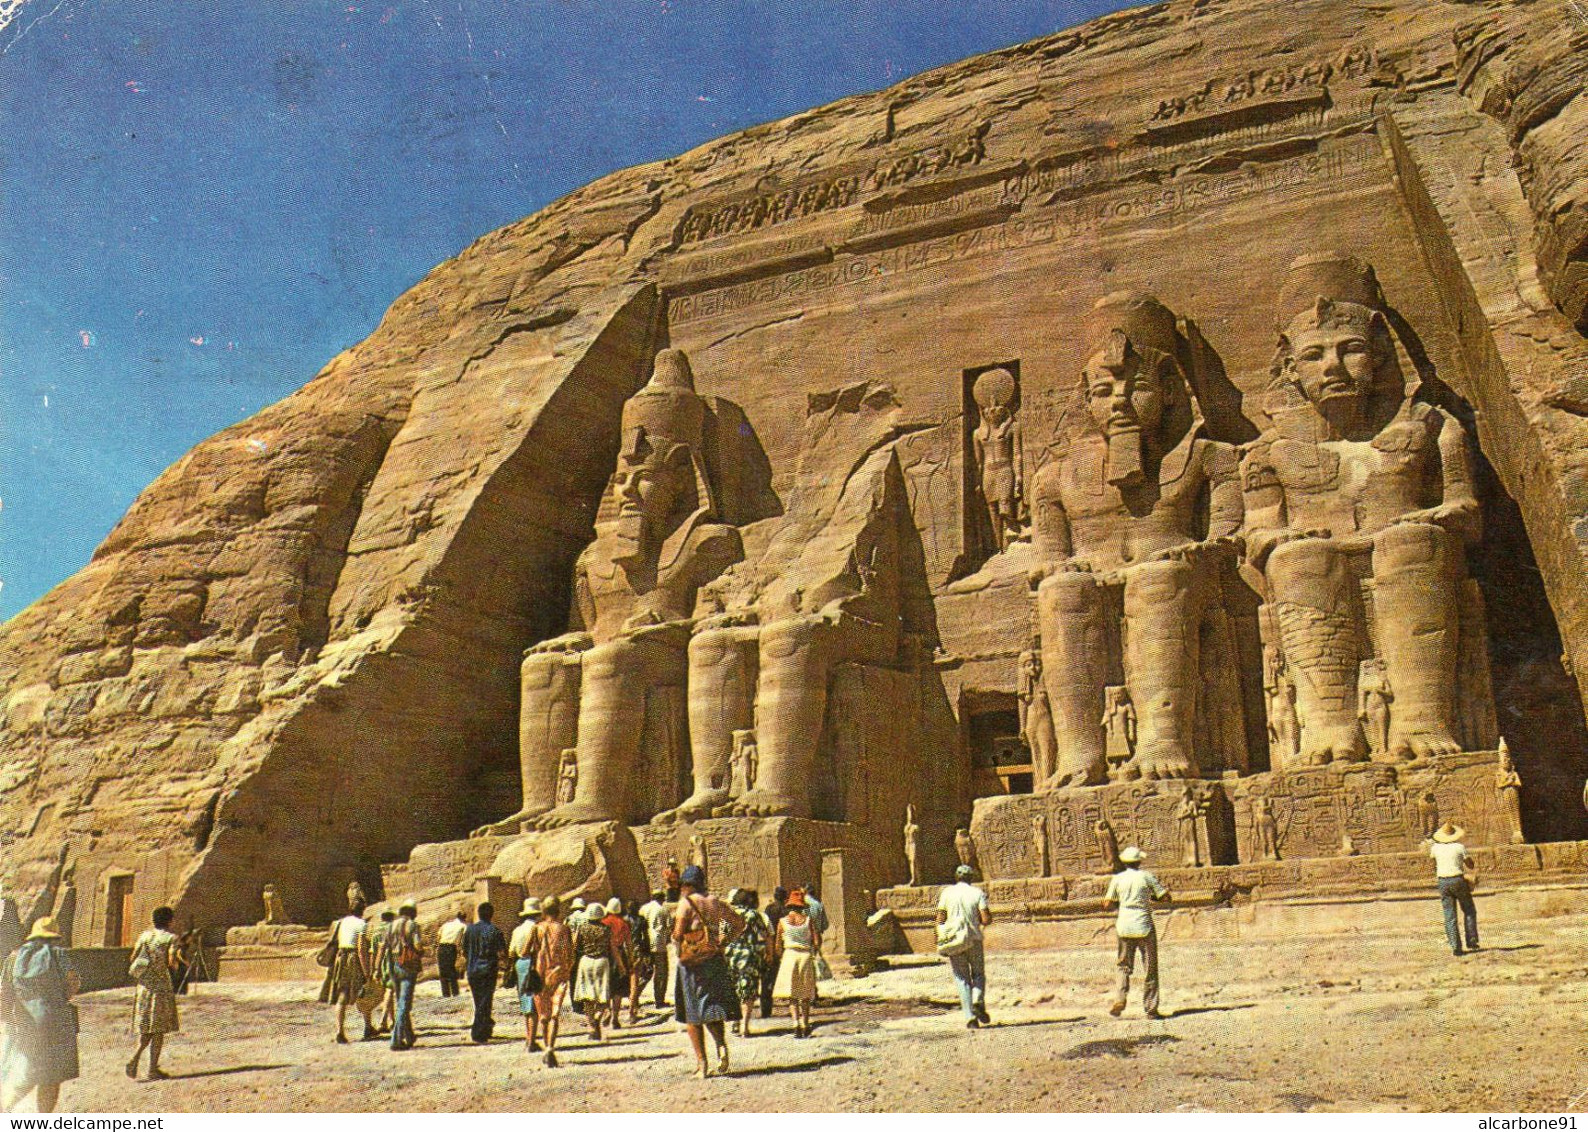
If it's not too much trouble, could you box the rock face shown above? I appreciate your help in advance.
[5,0,1588,934]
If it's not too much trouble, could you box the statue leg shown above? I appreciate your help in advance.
[1036,571,1109,787]
[654,625,759,824]
[475,648,582,836]
[540,635,686,827]
[729,617,833,819]
[1373,521,1464,761]
[1264,539,1367,766]
[1122,559,1202,780]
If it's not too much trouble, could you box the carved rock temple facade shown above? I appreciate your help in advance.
[5,0,1588,962]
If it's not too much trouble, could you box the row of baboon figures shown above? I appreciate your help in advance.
[488,250,1500,837]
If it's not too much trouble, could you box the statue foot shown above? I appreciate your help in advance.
[1131,752,1195,781]
[471,808,550,838]
[725,790,804,818]
[651,790,730,826]
[534,802,613,830]
[1298,727,1367,766]
[1388,726,1462,762]
[1043,766,1107,790]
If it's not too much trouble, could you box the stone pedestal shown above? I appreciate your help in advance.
[633,816,894,907]
[971,780,1237,880]
[1228,749,1510,863]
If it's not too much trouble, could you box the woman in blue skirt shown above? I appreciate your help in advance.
[671,865,745,1078]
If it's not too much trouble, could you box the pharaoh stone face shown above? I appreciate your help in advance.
[610,449,685,561]
[1287,324,1375,412]
[980,398,1010,427]
[1084,350,1164,438]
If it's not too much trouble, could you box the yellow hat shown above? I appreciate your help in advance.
[1431,823,1466,844]
[27,916,61,940]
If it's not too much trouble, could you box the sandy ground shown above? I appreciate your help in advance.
[23,913,1588,1113]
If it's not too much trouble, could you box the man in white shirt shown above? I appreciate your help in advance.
[1103,846,1169,1019]
[436,911,467,998]
[638,890,672,1008]
[936,864,992,1028]
[1428,823,1480,956]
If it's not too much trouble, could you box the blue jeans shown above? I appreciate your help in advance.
[391,969,417,1049]
[948,940,986,1019]
[1438,876,1478,952]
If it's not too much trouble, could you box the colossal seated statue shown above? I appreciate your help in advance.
[1028,292,1245,787]
[1240,253,1481,767]
[533,348,745,828]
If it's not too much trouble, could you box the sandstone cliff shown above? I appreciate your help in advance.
[4,0,1587,933]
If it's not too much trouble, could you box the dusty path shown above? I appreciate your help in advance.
[36,914,1588,1113]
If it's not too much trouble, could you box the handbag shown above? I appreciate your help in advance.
[315,924,339,969]
[678,895,721,966]
[935,918,972,957]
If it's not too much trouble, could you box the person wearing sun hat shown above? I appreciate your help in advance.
[510,897,543,1053]
[1,916,79,1113]
[1427,822,1480,956]
[1104,846,1170,1019]
[936,864,992,1028]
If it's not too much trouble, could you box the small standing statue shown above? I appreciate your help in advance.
[1263,645,1299,765]
[1357,659,1393,759]
[555,749,579,807]
[1253,796,1280,861]
[346,879,367,914]
[970,366,1025,553]
[1102,686,1137,778]
[1176,786,1202,867]
[690,833,709,875]
[1339,833,1357,857]
[954,827,980,879]
[729,729,759,797]
[1415,790,1440,839]
[1495,737,1524,845]
[903,804,921,886]
[1019,649,1057,784]
[1031,813,1051,879]
[1093,816,1120,873]
[54,867,77,948]
[261,884,286,925]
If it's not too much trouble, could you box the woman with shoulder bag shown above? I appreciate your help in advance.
[671,865,744,1078]
[126,906,181,1080]
[509,898,545,1055]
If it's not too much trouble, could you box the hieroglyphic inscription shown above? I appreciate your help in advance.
[670,142,1374,325]
[677,125,990,246]
[1148,45,1394,122]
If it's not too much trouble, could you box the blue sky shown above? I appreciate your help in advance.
[0,0,1129,620]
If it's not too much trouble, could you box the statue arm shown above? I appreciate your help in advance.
[572,559,595,634]
[1204,441,1245,542]
[1238,443,1292,568]
[1013,420,1025,500]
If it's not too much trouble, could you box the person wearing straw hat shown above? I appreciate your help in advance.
[527,896,574,1068]
[126,906,181,1079]
[0,916,78,1113]
[1104,847,1169,1019]
[510,897,543,1054]
[936,864,992,1028]
[1427,822,1480,956]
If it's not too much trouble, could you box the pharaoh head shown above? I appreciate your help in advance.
[1080,292,1193,487]
[605,349,714,573]
[1271,253,1404,438]
[973,366,1017,427]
